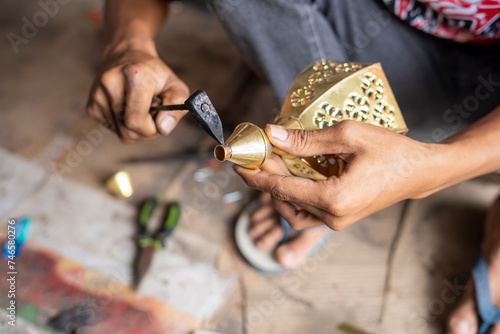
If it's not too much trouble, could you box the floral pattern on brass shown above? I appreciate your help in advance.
[312,72,396,129]
[314,155,336,168]
[308,61,363,85]
[291,162,317,177]
[290,85,314,107]
[220,61,407,181]
[291,61,364,108]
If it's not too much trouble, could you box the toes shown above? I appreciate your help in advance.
[250,204,275,225]
[259,192,272,204]
[275,227,331,269]
[489,323,500,334]
[255,225,283,252]
[447,278,478,334]
[448,318,475,334]
[248,218,275,239]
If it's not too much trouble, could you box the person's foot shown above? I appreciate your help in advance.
[448,196,500,334]
[248,193,331,269]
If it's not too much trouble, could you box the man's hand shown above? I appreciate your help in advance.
[234,120,444,231]
[87,40,189,144]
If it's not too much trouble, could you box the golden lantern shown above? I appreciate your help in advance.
[214,61,408,180]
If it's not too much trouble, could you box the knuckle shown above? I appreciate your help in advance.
[269,180,289,201]
[243,174,257,188]
[100,70,117,88]
[122,63,145,80]
[123,113,145,131]
[291,129,312,151]
[325,215,349,231]
[288,219,305,231]
[118,129,139,144]
[335,120,358,141]
[328,220,346,231]
[326,193,350,217]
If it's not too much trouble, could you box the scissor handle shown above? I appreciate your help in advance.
[138,195,162,234]
[154,201,181,246]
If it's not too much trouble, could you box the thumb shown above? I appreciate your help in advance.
[265,121,358,157]
[156,83,189,136]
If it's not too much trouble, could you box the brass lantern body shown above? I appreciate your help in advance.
[214,61,408,180]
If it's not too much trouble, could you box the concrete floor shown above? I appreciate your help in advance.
[1,1,499,334]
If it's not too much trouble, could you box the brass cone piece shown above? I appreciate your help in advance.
[214,122,271,170]
[215,61,408,180]
[105,171,134,198]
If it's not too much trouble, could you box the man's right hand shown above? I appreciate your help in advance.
[87,39,189,144]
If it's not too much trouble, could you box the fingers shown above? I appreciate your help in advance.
[87,55,190,144]
[250,204,275,224]
[260,153,291,176]
[271,199,324,230]
[156,78,189,136]
[234,165,352,230]
[101,68,143,143]
[234,165,331,209]
[248,216,275,239]
[87,84,107,124]
[255,225,283,251]
[264,120,362,157]
[122,64,157,138]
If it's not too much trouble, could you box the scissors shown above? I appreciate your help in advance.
[132,196,180,289]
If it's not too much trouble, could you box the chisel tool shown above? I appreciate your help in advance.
[149,90,224,145]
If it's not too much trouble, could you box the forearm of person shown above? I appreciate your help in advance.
[418,105,500,198]
[103,0,168,55]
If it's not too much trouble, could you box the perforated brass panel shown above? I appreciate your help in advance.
[277,61,407,179]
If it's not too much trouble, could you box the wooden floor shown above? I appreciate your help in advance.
[1,1,499,334]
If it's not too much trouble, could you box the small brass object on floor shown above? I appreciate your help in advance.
[105,171,134,198]
[338,323,372,334]
[215,61,408,180]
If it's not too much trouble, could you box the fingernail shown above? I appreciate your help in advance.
[277,246,296,268]
[267,125,288,142]
[160,115,176,135]
[450,318,471,334]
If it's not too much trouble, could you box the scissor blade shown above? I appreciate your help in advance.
[185,90,225,145]
[132,245,156,289]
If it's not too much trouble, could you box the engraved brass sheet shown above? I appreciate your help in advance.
[277,61,408,180]
[279,61,407,134]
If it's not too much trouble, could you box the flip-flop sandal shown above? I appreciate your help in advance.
[234,200,334,273]
[472,256,500,334]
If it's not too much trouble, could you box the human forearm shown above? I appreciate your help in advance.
[87,0,189,143]
[103,0,168,54]
[425,105,500,195]
[233,114,500,230]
